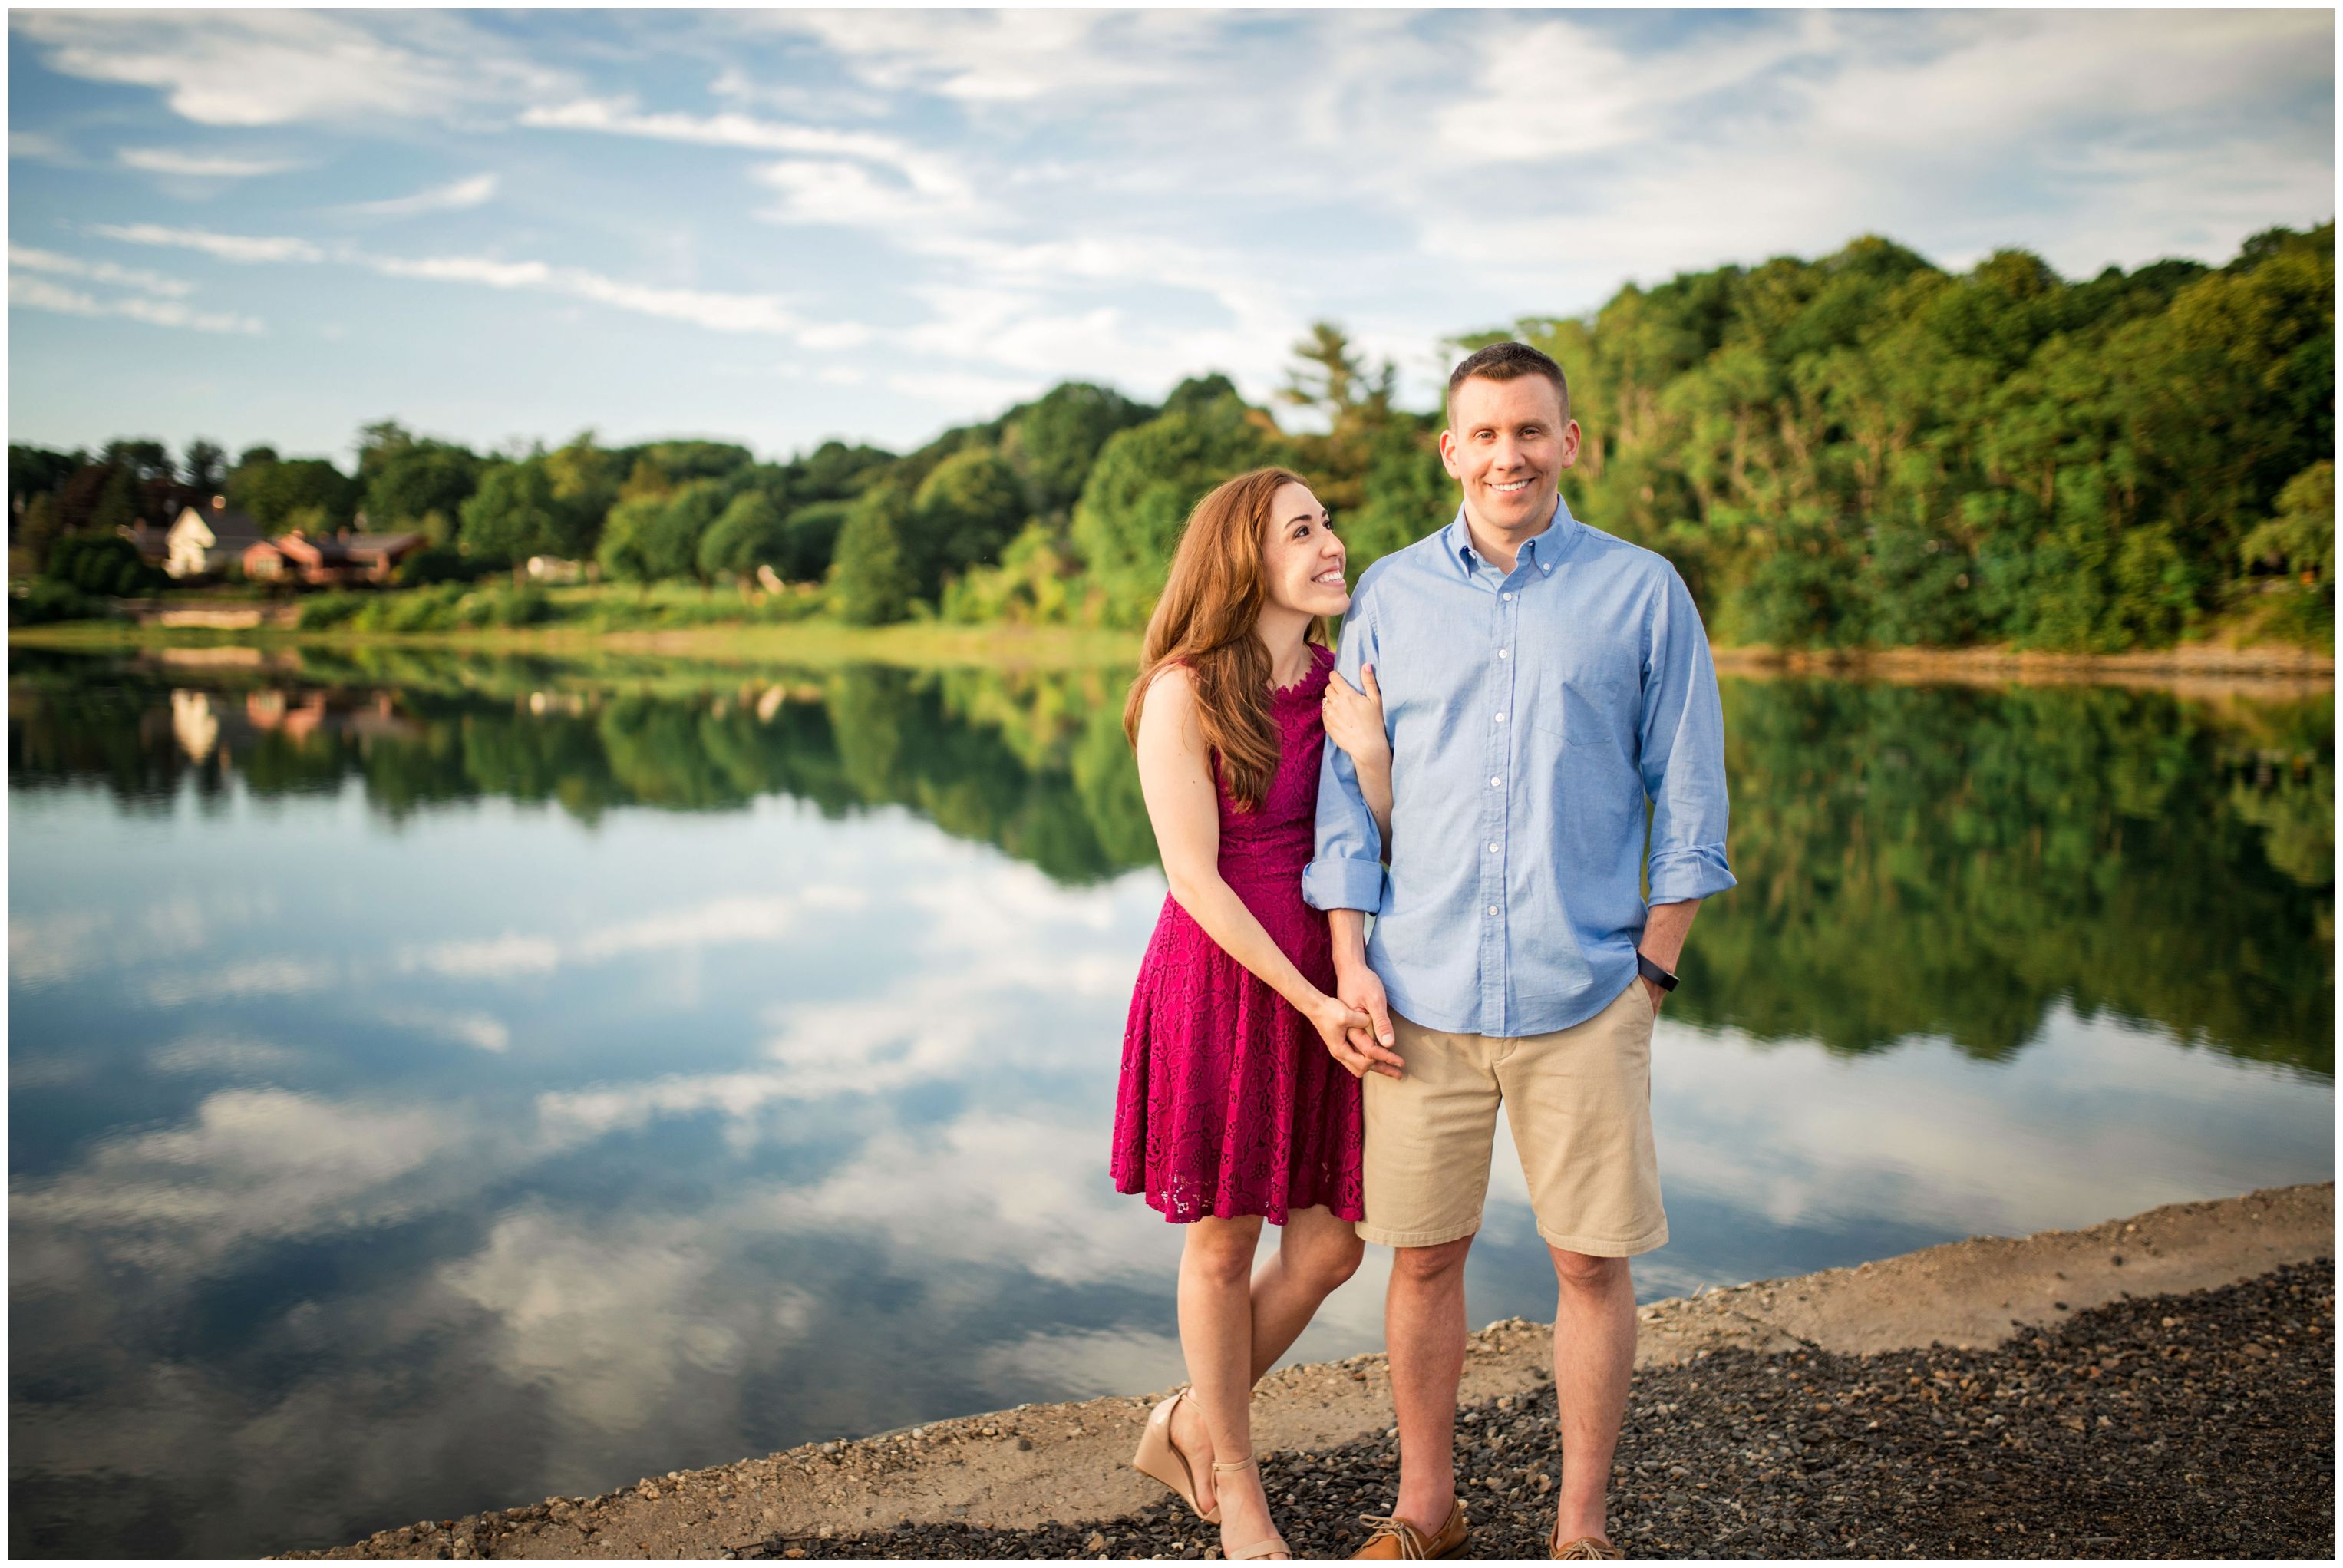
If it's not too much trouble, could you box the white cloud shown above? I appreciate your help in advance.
[1434,15,1829,163]
[12,1088,463,1270]
[117,147,299,179]
[398,888,870,982]
[11,130,75,163]
[764,11,1214,107]
[10,272,264,335]
[342,172,498,216]
[143,956,333,1005]
[398,931,560,979]
[754,158,972,228]
[148,1034,304,1076]
[378,1007,512,1054]
[12,243,195,298]
[523,97,978,219]
[87,222,324,265]
[85,220,880,347]
[12,10,571,128]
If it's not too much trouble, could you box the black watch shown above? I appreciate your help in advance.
[1635,951,1678,992]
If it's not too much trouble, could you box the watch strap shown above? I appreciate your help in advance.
[1635,950,1679,992]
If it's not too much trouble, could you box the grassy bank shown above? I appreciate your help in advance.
[14,605,2330,688]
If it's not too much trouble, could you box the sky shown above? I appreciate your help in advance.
[7,8,2334,470]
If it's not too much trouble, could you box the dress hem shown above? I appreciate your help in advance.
[1114,1172,1364,1227]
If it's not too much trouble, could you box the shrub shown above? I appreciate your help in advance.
[45,531,163,598]
[398,543,487,588]
[11,578,99,625]
[295,592,368,629]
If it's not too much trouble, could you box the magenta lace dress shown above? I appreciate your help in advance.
[1110,643,1366,1225]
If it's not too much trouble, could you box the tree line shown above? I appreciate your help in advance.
[10,224,2330,651]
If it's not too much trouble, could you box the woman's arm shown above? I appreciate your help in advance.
[1321,663,1393,855]
[1137,667,1372,1068]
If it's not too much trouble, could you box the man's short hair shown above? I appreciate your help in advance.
[1446,341,1571,427]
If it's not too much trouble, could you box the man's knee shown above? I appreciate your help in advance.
[1391,1234,1473,1287]
[1550,1247,1629,1293]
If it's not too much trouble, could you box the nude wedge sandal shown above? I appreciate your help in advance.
[1130,1388,1220,1524]
[1212,1455,1291,1560]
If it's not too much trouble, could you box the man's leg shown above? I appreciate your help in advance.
[1386,1233,1474,1534]
[1549,1248,1635,1547]
[1498,979,1666,1551]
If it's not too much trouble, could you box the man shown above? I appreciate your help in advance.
[1303,341,1734,1560]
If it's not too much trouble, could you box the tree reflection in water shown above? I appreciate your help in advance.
[10,648,2329,1075]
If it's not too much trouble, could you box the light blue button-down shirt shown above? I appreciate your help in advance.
[1302,495,1735,1038]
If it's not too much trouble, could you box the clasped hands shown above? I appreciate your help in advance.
[1308,965,1405,1081]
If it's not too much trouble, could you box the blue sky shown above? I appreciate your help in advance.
[8,8,2333,469]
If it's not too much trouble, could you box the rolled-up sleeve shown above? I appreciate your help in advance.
[1638,568,1736,906]
[1302,592,1388,913]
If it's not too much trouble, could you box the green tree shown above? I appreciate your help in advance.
[18,494,64,569]
[45,530,160,596]
[828,484,918,624]
[907,445,1028,600]
[778,500,853,582]
[90,464,143,535]
[543,431,620,556]
[1070,393,1291,624]
[236,457,358,531]
[460,460,565,565]
[645,480,728,585]
[596,493,665,585]
[101,438,172,483]
[180,439,227,494]
[10,444,82,512]
[365,444,483,535]
[695,490,790,584]
[1001,382,1154,513]
[2242,460,2335,582]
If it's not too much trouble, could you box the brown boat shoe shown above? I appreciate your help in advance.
[1351,1499,1468,1560]
[1550,1520,1625,1560]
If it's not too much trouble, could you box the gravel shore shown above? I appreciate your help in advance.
[754,1258,2332,1560]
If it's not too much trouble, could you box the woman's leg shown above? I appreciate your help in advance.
[1172,1207,1365,1521]
[1174,1214,1285,1553]
[1246,1205,1366,1380]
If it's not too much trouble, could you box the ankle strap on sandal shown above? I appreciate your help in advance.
[1210,1454,1258,1473]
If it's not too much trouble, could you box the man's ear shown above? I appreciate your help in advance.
[1556,419,1582,470]
[1437,426,1462,480]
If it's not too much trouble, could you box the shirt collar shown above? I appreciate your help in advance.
[1441,493,1579,579]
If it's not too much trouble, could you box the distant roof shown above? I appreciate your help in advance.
[178,507,263,546]
[344,532,424,554]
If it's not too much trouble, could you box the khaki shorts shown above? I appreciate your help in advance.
[1358,978,1666,1256]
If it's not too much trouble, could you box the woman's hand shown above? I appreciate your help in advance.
[1320,663,1388,769]
[1307,993,1378,1078]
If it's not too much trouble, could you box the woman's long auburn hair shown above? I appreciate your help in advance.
[1121,466,1330,813]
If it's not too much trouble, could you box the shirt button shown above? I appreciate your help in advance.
[1487,842,1498,853]
[1486,906,1498,916]
[1489,775,1500,787]
[1502,592,1514,601]
[1494,712,1506,723]
[1497,649,1509,659]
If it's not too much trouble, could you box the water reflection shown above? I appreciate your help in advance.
[12,648,2328,1071]
[8,648,2332,1556]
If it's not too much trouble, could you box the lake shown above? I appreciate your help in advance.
[8,643,2332,1556]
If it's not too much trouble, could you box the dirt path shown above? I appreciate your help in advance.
[285,1181,2330,1560]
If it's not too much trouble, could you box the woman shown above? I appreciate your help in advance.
[1110,467,1393,1562]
